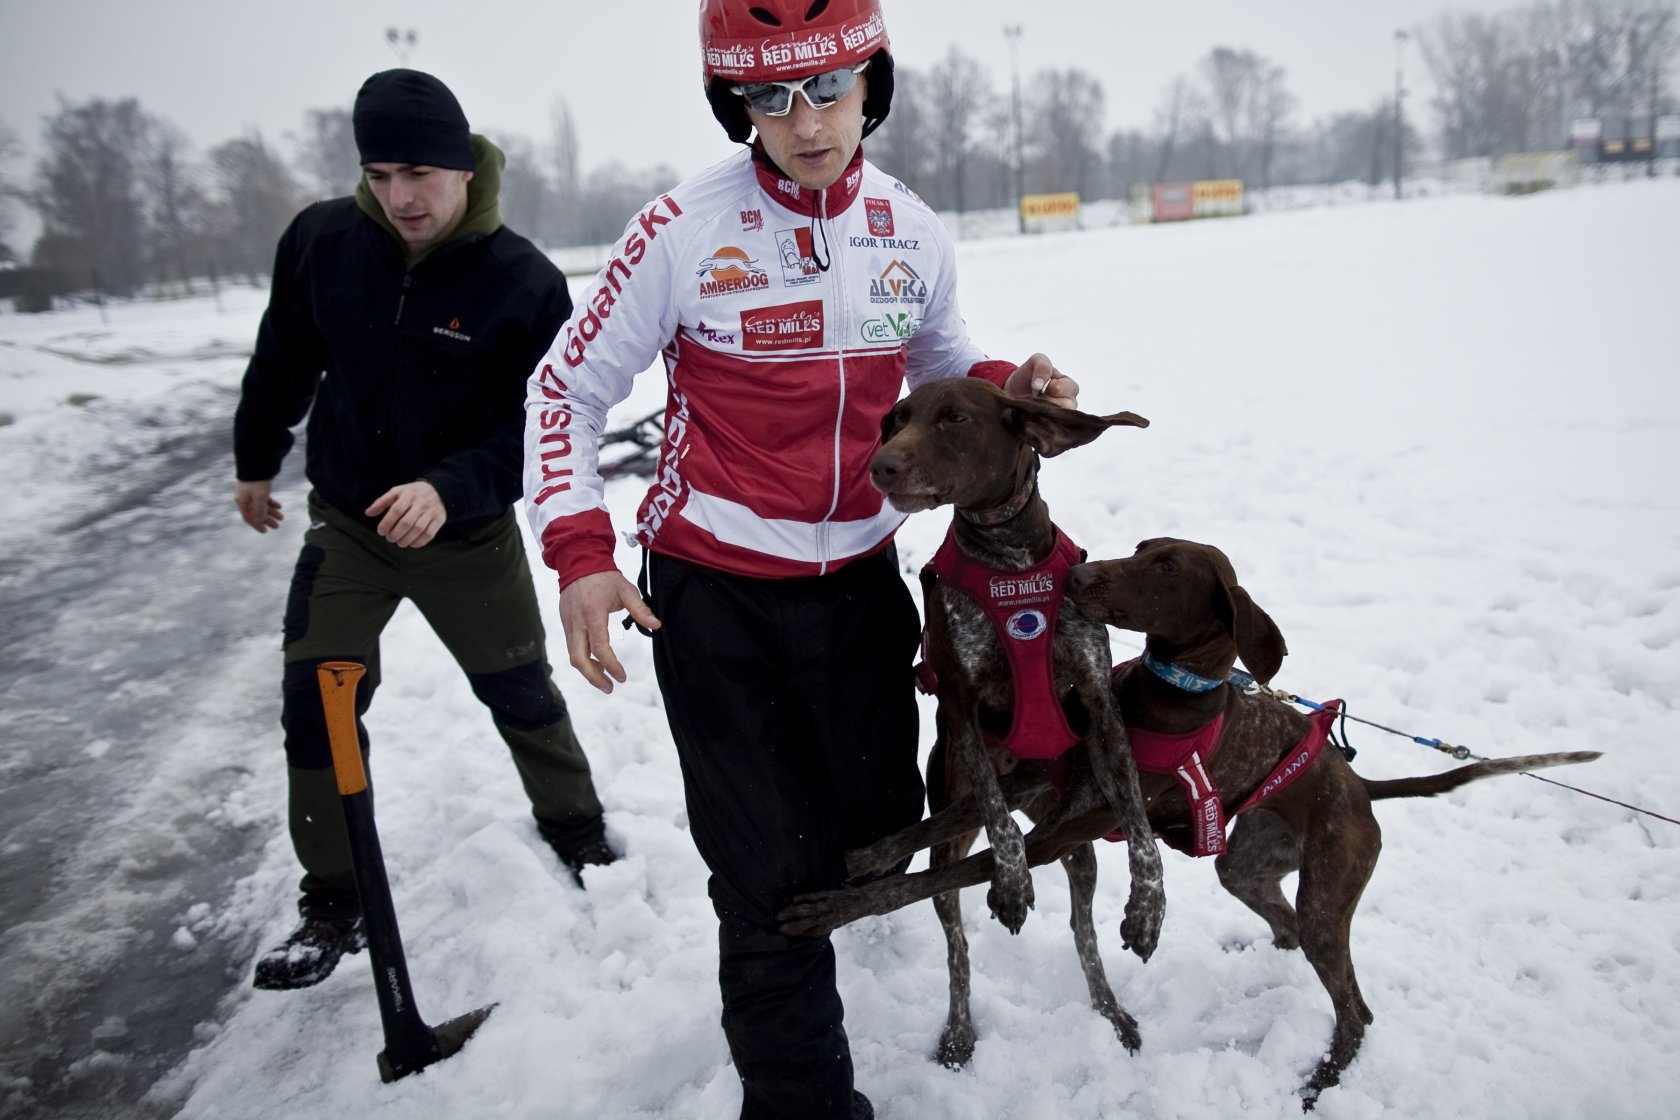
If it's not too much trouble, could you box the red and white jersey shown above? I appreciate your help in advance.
[524,145,1013,586]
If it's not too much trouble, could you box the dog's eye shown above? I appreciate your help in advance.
[938,411,968,427]
[1158,559,1178,575]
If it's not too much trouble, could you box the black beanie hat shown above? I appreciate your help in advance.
[353,69,475,171]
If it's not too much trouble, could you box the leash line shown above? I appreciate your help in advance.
[1516,773,1680,827]
[1263,686,1680,829]
[1161,658,1680,829]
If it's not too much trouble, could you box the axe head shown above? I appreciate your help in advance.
[376,1002,497,1083]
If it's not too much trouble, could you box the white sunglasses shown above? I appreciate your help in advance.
[732,61,869,117]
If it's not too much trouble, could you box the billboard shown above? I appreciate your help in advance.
[1193,179,1245,218]
[1145,180,1246,223]
[1020,192,1081,224]
[1151,183,1195,222]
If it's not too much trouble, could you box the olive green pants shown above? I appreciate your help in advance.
[280,492,601,916]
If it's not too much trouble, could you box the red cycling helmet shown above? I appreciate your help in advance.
[700,0,895,143]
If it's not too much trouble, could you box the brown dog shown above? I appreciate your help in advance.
[1070,538,1600,1105]
[783,376,1162,1066]
[782,534,1598,1107]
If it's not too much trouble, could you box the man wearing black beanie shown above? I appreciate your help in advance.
[233,69,617,990]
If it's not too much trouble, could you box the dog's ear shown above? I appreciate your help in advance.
[1227,585,1287,685]
[879,401,905,444]
[1003,397,1150,458]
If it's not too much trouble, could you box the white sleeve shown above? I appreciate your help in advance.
[523,194,686,555]
[903,219,991,388]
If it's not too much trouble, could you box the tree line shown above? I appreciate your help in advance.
[872,0,1676,210]
[0,96,682,299]
[0,0,1673,299]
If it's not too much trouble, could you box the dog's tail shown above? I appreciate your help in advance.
[1360,751,1601,802]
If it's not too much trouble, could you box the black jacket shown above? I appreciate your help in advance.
[234,152,570,539]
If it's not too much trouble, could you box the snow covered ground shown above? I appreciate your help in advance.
[1,177,1676,1119]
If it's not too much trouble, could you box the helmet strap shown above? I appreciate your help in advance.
[707,78,755,145]
[860,50,893,138]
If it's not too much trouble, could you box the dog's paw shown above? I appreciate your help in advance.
[1120,880,1164,961]
[935,1026,976,1069]
[986,879,1035,935]
[777,891,852,938]
[843,848,894,881]
[844,840,909,882]
[1096,1002,1143,1053]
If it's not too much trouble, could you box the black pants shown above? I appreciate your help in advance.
[650,547,925,1120]
[280,492,603,917]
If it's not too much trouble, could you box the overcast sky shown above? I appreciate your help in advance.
[3,0,1551,179]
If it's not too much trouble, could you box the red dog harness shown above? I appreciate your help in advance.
[918,525,1085,760]
[915,536,1339,857]
[1113,660,1343,856]
[1125,714,1231,856]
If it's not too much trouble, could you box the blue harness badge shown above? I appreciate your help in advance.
[1006,609,1048,640]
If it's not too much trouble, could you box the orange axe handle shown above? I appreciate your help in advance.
[316,661,368,796]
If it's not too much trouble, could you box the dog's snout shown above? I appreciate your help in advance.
[1067,564,1096,595]
[870,447,904,489]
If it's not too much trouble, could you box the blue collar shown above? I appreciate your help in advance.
[1142,650,1228,693]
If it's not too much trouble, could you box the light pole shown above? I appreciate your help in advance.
[1394,29,1408,200]
[386,27,417,64]
[1004,24,1025,233]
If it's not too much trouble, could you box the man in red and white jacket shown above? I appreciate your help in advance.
[523,4,1076,1117]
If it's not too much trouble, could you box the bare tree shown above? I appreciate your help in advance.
[970,98,1018,211]
[1609,0,1679,131]
[1202,47,1254,177]
[1419,13,1498,157]
[1420,0,1677,158]
[550,99,582,245]
[924,47,995,214]
[1554,0,1677,121]
[296,108,360,201]
[1025,67,1106,196]
[572,161,681,246]
[1150,76,1199,182]
[1104,128,1151,199]
[865,66,930,190]
[1196,47,1294,183]
[1315,99,1421,188]
[492,132,553,244]
[143,119,208,290]
[205,131,302,282]
[31,96,154,293]
[1248,61,1295,190]
[0,120,22,262]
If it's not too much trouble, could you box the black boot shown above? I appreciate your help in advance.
[538,815,618,887]
[252,915,366,990]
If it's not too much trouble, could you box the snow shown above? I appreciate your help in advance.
[2,177,1678,1119]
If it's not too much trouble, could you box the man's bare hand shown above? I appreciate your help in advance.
[560,569,662,694]
[235,479,284,533]
[366,481,447,548]
[1004,352,1079,409]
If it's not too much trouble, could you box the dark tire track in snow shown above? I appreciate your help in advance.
[0,413,304,1119]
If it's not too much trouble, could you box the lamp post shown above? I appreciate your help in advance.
[386,27,417,64]
[1394,29,1408,200]
[1004,24,1026,233]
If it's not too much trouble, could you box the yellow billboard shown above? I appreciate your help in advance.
[1192,179,1245,217]
[1020,192,1081,222]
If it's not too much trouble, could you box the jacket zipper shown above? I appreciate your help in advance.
[388,271,413,444]
[394,272,413,326]
[820,189,845,574]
